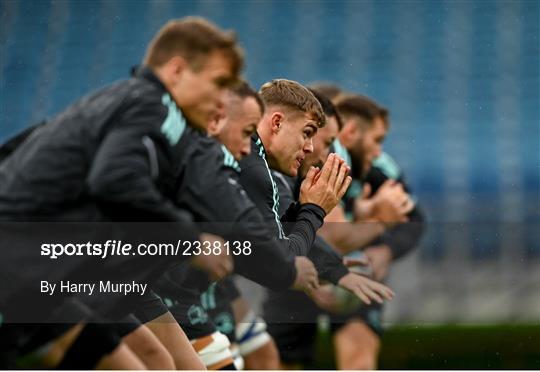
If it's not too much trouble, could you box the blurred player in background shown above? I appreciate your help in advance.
[323,93,425,370]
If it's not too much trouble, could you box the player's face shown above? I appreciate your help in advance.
[218,96,262,161]
[173,50,235,130]
[343,118,365,170]
[271,112,318,177]
[360,116,387,174]
[299,115,339,179]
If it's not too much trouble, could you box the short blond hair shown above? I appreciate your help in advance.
[144,17,244,78]
[259,79,325,127]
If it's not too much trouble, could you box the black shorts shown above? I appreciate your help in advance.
[263,290,321,324]
[206,277,239,343]
[153,263,240,341]
[153,265,216,340]
[264,288,384,366]
[113,313,142,338]
[160,285,217,340]
[90,290,169,339]
[0,297,94,350]
[328,301,384,337]
[264,287,384,335]
[132,291,169,324]
[216,276,241,302]
[0,297,100,368]
[156,277,238,342]
[264,290,320,365]
[267,321,318,366]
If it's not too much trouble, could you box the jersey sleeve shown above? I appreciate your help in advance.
[175,139,298,290]
[86,93,198,237]
[273,171,347,282]
[367,153,426,260]
[308,235,349,284]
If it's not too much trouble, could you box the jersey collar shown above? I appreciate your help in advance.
[252,132,267,159]
[131,65,168,93]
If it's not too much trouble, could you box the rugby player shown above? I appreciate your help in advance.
[151,79,394,370]
[207,83,280,369]
[151,78,343,370]
[265,90,425,369]
[329,93,425,370]
[238,80,394,300]
[0,16,243,369]
[234,81,394,369]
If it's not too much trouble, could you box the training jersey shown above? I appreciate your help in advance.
[0,67,199,322]
[332,139,426,258]
[239,134,329,256]
[364,152,426,259]
[271,171,349,284]
[167,126,299,290]
[0,67,195,224]
[153,128,302,339]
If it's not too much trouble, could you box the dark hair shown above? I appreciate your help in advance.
[309,88,343,130]
[334,94,389,129]
[230,80,265,114]
[308,82,343,100]
[144,17,243,78]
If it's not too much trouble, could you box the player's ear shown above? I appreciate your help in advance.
[168,56,187,82]
[208,115,226,137]
[270,112,283,134]
[342,118,358,138]
[207,117,219,136]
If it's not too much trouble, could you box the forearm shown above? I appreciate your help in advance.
[227,211,298,291]
[383,205,426,260]
[285,203,326,256]
[307,235,348,285]
[319,221,385,255]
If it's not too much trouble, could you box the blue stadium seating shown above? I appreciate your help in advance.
[1,0,538,260]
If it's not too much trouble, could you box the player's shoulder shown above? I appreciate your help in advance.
[184,129,241,173]
[332,138,352,167]
[239,140,265,173]
[114,69,179,127]
[219,145,241,173]
[372,151,401,180]
[126,66,169,98]
[271,171,296,192]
